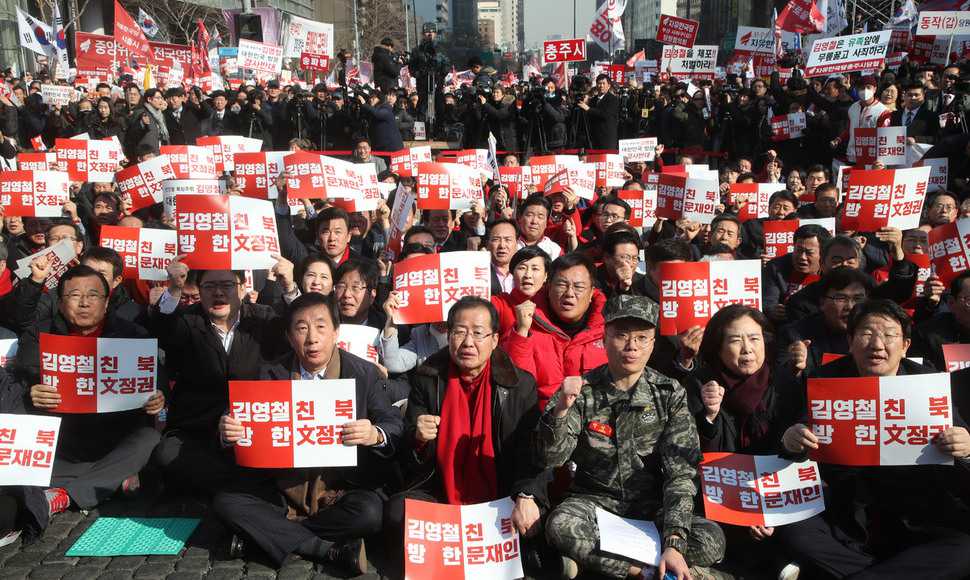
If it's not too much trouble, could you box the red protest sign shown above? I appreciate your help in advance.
[113,0,150,60]
[0,170,69,217]
[159,145,218,179]
[770,112,807,141]
[929,219,970,284]
[617,188,657,228]
[16,152,57,171]
[729,183,785,222]
[414,163,484,210]
[115,155,177,212]
[392,251,491,325]
[657,14,699,48]
[0,413,60,486]
[586,154,626,189]
[390,146,433,178]
[658,260,762,336]
[700,453,825,528]
[229,379,357,468]
[527,155,581,190]
[283,150,327,198]
[842,167,930,232]
[807,373,953,466]
[195,136,263,173]
[235,151,290,199]
[55,138,123,182]
[542,164,597,200]
[656,173,719,224]
[943,344,970,373]
[852,127,906,166]
[497,166,533,199]
[75,31,127,79]
[175,195,279,270]
[40,334,157,414]
[99,225,178,281]
[404,498,523,579]
[454,149,491,178]
[384,185,415,261]
[542,38,587,63]
[762,218,836,260]
[336,324,380,364]
[299,52,330,72]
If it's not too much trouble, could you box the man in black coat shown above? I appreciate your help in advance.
[164,87,206,146]
[578,74,619,150]
[911,270,970,371]
[481,85,518,151]
[150,267,287,495]
[213,293,402,574]
[892,82,940,145]
[201,91,240,137]
[357,92,404,153]
[372,38,402,95]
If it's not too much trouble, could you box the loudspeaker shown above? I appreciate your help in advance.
[236,14,263,43]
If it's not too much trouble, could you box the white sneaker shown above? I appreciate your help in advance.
[0,530,21,548]
[779,562,800,580]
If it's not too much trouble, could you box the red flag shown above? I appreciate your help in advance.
[625,49,645,67]
[113,0,150,61]
[192,19,211,80]
[777,0,825,34]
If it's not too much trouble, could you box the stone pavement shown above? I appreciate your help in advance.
[0,492,383,580]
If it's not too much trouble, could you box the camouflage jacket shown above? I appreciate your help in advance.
[538,364,701,544]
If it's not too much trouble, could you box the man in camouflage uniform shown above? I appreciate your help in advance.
[540,295,726,579]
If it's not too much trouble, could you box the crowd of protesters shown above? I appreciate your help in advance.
[0,25,970,580]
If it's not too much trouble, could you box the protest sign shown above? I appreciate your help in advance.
[586,154,626,189]
[414,163,484,210]
[617,188,657,228]
[943,344,970,372]
[841,167,930,231]
[618,137,658,162]
[176,195,279,270]
[542,164,597,200]
[661,45,718,80]
[658,260,762,335]
[763,218,837,259]
[657,14,699,48]
[229,379,356,468]
[0,170,69,217]
[527,155,581,190]
[195,136,263,173]
[99,226,178,281]
[454,149,492,178]
[807,373,953,466]
[729,183,786,222]
[114,155,177,212]
[162,179,224,220]
[159,146,218,179]
[284,154,381,211]
[917,12,970,35]
[852,126,907,166]
[929,218,970,284]
[771,112,808,141]
[497,166,533,199]
[656,173,719,224]
[55,138,122,182]
[283,151,328,199]
[391,252,491,325]
[237,39,284,75]
[0,414,60,487]
[390,146,433,178]
[336,324,380,364]
[282,15,334,58]
[595,509,661,568]
[405,497,522,580]
[700,453,825,527]
[734,26,775,55]
[40,334,157,413]
[40,84,74,107]
[16,152,57,171]
[915,157,948,193]
[542,38,586,63]
[14,240,76,290]
[384,184,416,261]
[299,52,330,72]
[805,31,891,77]
[234,151,290,200]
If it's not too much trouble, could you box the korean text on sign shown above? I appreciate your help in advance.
[40,334,158,414]
[655,173,719,224]
[841,167,929,232]
[392,252,491,325]
[176,195,279,270]
[807,372,953,466]
[114,155,177,212]
[99,225,178,281]
[414,163,484,211]
[404,497,523,580]
[0,170,69,217]
[542,38,586,63]
[657,15,699,48]
[928,218,970,284]
[229,379,357,468]
[0,414,61,486]
[658,260,762,336]
[805,31,891,78]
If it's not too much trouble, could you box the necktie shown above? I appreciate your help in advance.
[905,110,914,126]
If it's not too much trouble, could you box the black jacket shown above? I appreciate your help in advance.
[586,91,619,150]
[911,312,970,372]
[482,97,518,152]
[372,46,402,94]
[164,104,207,146]
[360,103,404,152]
[786,259,917,324]
[402,347,550,505]
[891,105,940,144]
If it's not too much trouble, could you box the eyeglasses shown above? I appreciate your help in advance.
[448,329,495,342]
[551,280,590,295]
[853,330,903,344]
[200,281,240,292]
[610,331,655,348]
[334,283,368,294]
[599,211,625,223]
[824,293,867,306]
[610,254,639,264]
[63,292,106,303]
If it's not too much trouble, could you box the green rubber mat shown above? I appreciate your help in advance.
[65,517,200,556]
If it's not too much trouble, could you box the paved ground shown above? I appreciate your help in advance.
[0,492,383,580]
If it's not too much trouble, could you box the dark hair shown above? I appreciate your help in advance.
[951,270,970,298]
[335,257,379,290]
[597,195,632,219]
[769,189,798,208]
[315,206,351,233]
[485,218,518,243]
[197,269,247,285]
[57,264,110,299]
[703,242,735,257]
[814,183,838,198]
[806,164,828,178]
[699,304,772,370]
[736,172,757,183]
[904,81,925,93]
[517,194,551,216]
[82,247,124,280]
[93,191,122,212]
[595,73,611,84]
[295,254,336,291]
[818,267,875,300]
[446,296,499,334]
[403,224,435,244]
[822,235,862,262]
[794,224,833,244]
[45,220,81,241]
[848,298,913,341]
[400,243,435,259]
[646,238,691,264]
[509,245,551,272]
[286,291,340,330]
[621,179,644,190]
[603,229,641,256]
[549,252,596,284]
[710,213,741,233]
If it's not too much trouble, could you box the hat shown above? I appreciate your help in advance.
[603,295,658,327]
[858,74,878,87]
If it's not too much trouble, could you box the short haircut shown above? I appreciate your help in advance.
[548,252,596,284]
[57,264,110,299]
[45,220,81,242]
[794,224,833,244]
[295,254,336,286]
[822,235,862,261]
[595,73,610,84]
[646,238,691,264]
[447,296,499,333]
[143,88,162,100]
[597,195,632,219]
[603,229,642,256]
[848,298,913,341]
[699,304,772,370]
[403,224,435,244]
[509,245,551,272]
[82,246,124,279]
[517,194,551,216]
[197,269,247,285]
[929,191,958,207]
[400,243,435,259]
[736,172,757,183]
[814,183,838,198]
[710,213,741,233]
[951,270,970,298]
[769,190,798,207]
[335,257,379,290]
[315,206,351,232]
[703,242,735,257]
[818,267,875,299]
[806,164,828,177]
[904,81,925,93]
[485,218,518,243]
[286,291,340,330]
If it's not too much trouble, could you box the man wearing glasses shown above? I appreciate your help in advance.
[332,258,383,329]
[150,265,287,495]
[17,265,164,516]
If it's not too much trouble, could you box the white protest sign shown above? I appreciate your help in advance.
[0,414,61,486]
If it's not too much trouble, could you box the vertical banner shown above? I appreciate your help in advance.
[404,498,522,580]
[0,414,61,486]
[175,195,279,270]
[391,252,491,324]
[807,373,953,466]
[99,225,178,281]
[40,334,158,413]
[658,260,762,335]
[384,185,416,261]
[229,379,357,468]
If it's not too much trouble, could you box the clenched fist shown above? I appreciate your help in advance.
[554,376,583,419]
[700,380,724,421]
[416,414,440,444]
[788,339,811,375]
[514,300,537,337]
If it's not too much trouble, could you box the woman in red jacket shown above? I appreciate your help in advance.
[491,245,550,336]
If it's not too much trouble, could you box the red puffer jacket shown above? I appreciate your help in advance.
[500,289,608,411]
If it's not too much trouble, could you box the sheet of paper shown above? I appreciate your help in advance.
[595,507,661,567]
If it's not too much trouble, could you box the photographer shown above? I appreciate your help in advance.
[284,86,322,146]
[237,90,273,145]
[357,90,404,152]
[481,84,518,151]
[373,38,403,95]
[577,74,619,150]
[524,78,568,153]
[409,23,449,130]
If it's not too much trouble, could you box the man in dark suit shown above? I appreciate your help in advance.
[201,90,240,137]
[578,74,619,150]
[372,37,402,95]
[892,82,940,145]
[164,87,206,145]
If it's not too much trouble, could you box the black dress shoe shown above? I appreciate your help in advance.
[228,534,246,559]
[325,538,368,576]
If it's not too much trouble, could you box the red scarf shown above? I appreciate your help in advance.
[719,363,773,449]
[436,360,497,505]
